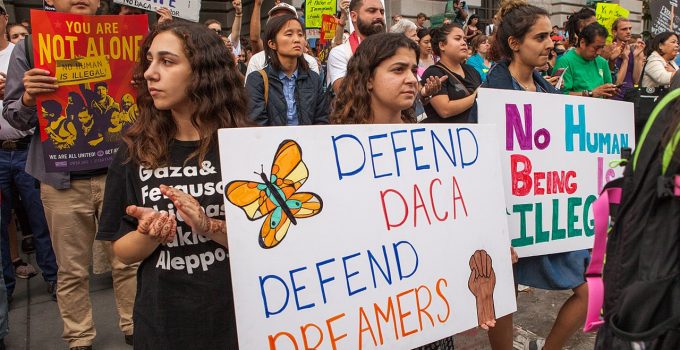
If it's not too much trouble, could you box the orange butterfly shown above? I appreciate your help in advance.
[225,140,323,248]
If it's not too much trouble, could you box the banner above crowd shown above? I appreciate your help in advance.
[113,0,200,22]
[31,10,148,172]
[219,124,516,349]
[478,89,635,257]
[305,0,337,28]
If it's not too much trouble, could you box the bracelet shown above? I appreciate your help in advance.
[235,14,242,17]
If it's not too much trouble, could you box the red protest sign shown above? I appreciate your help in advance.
[320,14,339,45]
[30,10,148,172]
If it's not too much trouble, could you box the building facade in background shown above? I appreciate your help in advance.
[4,0,643,37]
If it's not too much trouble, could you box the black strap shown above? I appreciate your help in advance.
[637,58,648,87]
[24,34,34,68]
[434,62,470,96]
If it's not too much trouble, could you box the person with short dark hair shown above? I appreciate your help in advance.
[420,22,480,123]
[554,22,618,98]
[641,31,679,88]
[416,12,428,29]
[245,15,328,126]
[6,23,28,44]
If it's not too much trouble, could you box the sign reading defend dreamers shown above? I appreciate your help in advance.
[478,89,635,258]
[219,125,516,349]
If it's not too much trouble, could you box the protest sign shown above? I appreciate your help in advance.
[650,0,680,36]
[320,14,339,44]
[219,124,516,349]
[596,3,629,43]
[31,10,148,172]
[305,0,337,28]
[477,89,635,258]
[113,0,200,22]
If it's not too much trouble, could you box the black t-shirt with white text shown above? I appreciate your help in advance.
[98,141,237,349]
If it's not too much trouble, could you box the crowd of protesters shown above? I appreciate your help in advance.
[0,0,678,349]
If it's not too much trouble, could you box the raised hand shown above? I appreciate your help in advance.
[126,205,177,244]
[232,0,242,15]
[156,7,173,24]
[468,250,496,330]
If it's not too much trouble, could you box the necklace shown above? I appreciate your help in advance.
[511,74,534,91]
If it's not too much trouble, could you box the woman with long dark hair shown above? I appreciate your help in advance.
[641,31,679,88]
[420,23,481,123]
[332,32,496,350]
[98,21,250,349]
[482,1,592,349]
[246,14,328,126]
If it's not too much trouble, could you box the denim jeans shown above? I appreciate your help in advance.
[0,149,58,296]
[0,219,8,341]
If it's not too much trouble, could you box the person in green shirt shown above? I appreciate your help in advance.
[554,22,619,98]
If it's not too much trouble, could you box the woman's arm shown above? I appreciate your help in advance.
[229,0,243,48]
[249,0,264,53]
[645,53,676,86]
[429,90,478,118]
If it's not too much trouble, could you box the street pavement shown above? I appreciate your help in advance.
[4,255,596,350]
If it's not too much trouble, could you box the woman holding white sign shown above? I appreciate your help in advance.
[98,22,249,349]
[331,32,499,350]
[481,1,591,349]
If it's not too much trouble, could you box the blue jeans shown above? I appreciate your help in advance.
[0,222,8,341]
[0,149,58,296]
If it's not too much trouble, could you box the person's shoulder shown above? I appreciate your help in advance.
[422,64,445,76]
[329,42,351,58]
[595,55,609,66]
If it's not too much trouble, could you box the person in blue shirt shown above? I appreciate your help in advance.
[466,34,493,81]
[245,15,329,126]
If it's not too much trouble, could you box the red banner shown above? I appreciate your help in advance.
[31,10,148,172]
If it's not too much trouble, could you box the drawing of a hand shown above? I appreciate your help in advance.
[468,250,496,329]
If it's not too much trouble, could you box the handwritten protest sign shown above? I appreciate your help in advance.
[113,0,200,22]
[596,3,629,43]
[305,0,337,28]
[478,89,635,257]
[651,0,680,36]
[219,124,516,349]
[31,10,148,172]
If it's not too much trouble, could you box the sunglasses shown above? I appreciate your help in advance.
[211,28,223,34]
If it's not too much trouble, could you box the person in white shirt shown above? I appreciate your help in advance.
[244,2,318,83]
[204,0,243,58]
[327,0,386,94]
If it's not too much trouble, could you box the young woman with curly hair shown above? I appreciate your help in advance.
[98,21,250,349]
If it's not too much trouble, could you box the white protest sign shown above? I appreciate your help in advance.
[219,124,516,350]
[114,0,200,22]
[477,88,635,258]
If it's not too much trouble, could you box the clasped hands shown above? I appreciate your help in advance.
[126,184,213,244]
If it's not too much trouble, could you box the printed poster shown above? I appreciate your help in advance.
[650,0,680,36]
[305,0,337,28]
[478,89,635,257]
[219,124,516,349]
[31,10,148,172]
[113,0,200,22]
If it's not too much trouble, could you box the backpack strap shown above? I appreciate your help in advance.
[633,88,680,171]
[584,185,623,333]
[258,69,269,108]
[24,34,34,68]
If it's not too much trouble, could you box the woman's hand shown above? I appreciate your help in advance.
[159,185,212,235]
[126,205,177,244]
[420,75,448,97]
[156,7,173,24]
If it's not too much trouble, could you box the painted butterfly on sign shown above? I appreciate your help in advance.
[225,140,323,249]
